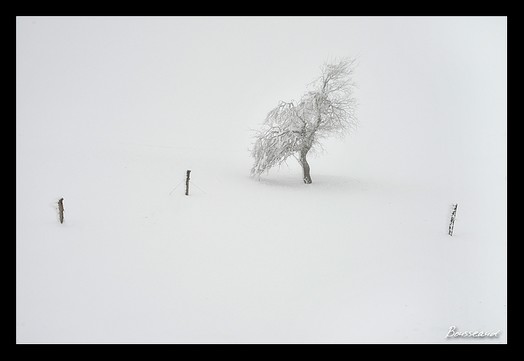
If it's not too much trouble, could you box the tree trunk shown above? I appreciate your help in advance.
[300,149,312,184]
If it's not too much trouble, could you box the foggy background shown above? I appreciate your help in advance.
[16,16,506,343]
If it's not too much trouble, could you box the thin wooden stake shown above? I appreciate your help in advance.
[449,203,458,236]
[185,170,191,196]
[58,198,64,224]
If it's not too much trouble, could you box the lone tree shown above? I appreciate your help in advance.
[250,58,357,184]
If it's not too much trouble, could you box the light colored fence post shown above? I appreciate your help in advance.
[448,203,458,236]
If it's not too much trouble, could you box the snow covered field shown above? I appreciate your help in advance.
[16,16,506,343]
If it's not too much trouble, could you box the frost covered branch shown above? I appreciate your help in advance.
[250,58,357,183]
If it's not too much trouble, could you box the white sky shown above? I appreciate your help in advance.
[16,16,506,185]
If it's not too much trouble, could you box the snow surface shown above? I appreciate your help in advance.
[16,16,506,343]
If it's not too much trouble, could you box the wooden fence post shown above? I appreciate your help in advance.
[58,198,64,224]
[448,203,458,236]
[185,170,191,196]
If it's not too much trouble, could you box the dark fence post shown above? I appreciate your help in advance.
[185,170,191,196]
[58,198,64,224]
